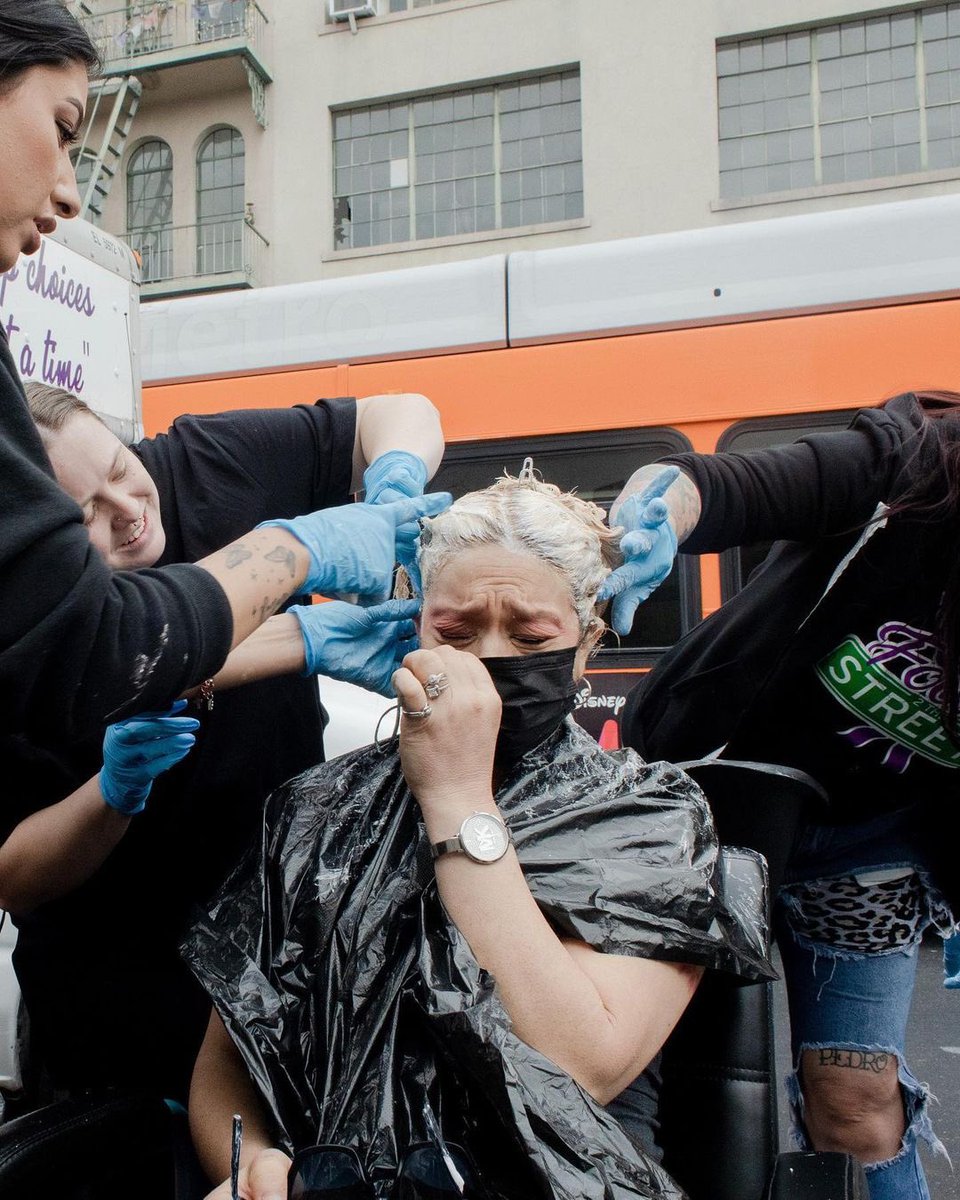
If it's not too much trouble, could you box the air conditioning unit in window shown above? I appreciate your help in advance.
[328,0,377,20]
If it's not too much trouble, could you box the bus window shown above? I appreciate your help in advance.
[716,411,859,600]
[430,427,699,660]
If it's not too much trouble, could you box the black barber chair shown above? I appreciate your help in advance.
[0,1090,207,1199]
[657,760,868,1200]
[659,845,779,1199]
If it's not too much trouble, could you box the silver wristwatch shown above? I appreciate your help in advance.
[431,811,512,864]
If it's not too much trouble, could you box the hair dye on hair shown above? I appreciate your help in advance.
[418,465,622,634]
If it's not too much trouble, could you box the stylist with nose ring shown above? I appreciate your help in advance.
[0,0,450,743]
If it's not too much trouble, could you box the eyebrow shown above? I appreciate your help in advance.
[67,97,85,126]
[79,447,124,509]
[431,601,567,626]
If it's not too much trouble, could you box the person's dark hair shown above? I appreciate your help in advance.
[0,1,100,93]
[24,381,99,432]
[889,390,960,738]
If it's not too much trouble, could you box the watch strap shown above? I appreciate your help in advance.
[431,836,464,860]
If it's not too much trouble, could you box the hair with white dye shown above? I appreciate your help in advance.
[418,459,622,633]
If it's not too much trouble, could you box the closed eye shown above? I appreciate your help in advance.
[430,625,473,644]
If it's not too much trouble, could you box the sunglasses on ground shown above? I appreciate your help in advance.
[288,1141,485,1200]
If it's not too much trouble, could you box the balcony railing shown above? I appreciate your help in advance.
[124,218,269,295]
[83,1,269,79]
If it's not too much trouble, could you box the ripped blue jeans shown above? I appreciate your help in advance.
[775,807,952,1200]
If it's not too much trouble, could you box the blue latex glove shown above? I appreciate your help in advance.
[597,466,681,636]
[945,930,960,989]
[363,451,430,595]
[290,598,420,696]
[99,700,200,815]
[259,492,451,600]
[363,450,429,505]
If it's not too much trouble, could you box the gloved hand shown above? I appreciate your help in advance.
[363,451,430,595]
[363,450,429,505]
[99,700,200,815]
[259,492,451,600]
[598,466,681,636]
[290,598,420,696]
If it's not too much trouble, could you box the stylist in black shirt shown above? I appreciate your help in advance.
[0,1,447,742]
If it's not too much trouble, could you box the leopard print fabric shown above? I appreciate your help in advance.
[781,871,926,953]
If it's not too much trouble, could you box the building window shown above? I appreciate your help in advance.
[127,138,173,282]
[718,4,960,198]
[333,69,582,249]
[196,127,245,274]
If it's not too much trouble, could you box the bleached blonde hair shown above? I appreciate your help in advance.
[418,460,622,633]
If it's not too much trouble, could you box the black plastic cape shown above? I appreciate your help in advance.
[184,719,771,1199]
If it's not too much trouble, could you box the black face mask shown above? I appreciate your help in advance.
[482,646,581,775]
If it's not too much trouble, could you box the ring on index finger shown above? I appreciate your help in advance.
[401,702,433,720]
[423,672,450,700]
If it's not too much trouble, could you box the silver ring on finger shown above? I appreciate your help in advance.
[401,702,433,719]
[423,672,450,700]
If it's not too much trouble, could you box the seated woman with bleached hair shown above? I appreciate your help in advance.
[185,463,768,1200]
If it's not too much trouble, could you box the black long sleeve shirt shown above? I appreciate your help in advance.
[627,395,959,909]
[0,333,233,743]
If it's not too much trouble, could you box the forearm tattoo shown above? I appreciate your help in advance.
[264,544,298,578]
[225,544,253,568]
[218,537,304,627]
[616,464,702,541]
[670,472,702,541]
[818,1048,890,1073]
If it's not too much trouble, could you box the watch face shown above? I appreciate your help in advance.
[460,813,510,863]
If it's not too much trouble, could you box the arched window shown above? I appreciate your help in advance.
[196,127,245,274]
[126,139,173,282]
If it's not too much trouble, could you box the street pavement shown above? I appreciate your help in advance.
[773,933,958,1197]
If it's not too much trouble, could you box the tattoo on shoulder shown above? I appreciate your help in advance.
[225,544,253,569]
[818,1048,890,1073]
[264,544,297,578]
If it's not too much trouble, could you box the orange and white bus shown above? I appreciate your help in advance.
[138,190,960,745]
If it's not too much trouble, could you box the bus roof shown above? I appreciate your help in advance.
[140,192,960,385]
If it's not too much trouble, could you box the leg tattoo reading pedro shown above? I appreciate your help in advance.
[818,1048,890,1073]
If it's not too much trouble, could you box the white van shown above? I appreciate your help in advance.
[0,217,142,439]
[0,220,141,1096]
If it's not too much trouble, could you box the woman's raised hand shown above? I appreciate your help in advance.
[393,645,501,809]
